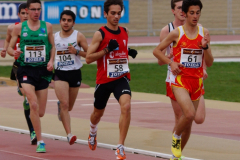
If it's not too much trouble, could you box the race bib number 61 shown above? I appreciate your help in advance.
[180,48,203,68]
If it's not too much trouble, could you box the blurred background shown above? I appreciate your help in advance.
[0,0,240,38]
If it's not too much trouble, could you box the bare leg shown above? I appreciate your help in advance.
[171,99,190,150]
[118,94,131,145]
[194,96,206,124]
[22,84,47,141]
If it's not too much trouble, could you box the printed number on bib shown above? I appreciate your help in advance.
[24,45,46,63]
[107,58,129,78]
[180,48,203,68]
[56,50,75,67]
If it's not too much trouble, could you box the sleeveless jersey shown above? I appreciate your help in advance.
[165,22,174,83]
[96,26,130,84]
[18,20,51,67]
[14,22,20,60]
[171,26,204,79]
[54,30,82,70]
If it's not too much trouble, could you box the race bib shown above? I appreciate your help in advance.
[55,50,75,67]
[24,45,46,63]
[180,48,203,68]
[16,43,20,51]
[107,58,129,78]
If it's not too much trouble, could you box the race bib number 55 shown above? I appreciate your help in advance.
[107,58,129,78]
[24,45,46,63]
[180,48,203,68]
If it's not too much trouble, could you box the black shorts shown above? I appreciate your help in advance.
[10,60,20,80]
[17,66,52,91]
[54,69,82,87]
[94,76,131,110]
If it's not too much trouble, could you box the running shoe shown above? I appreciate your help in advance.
[171,134,181,158]
[36,142,46,153]
[67,134,77,145]
[88,132,97,150]
[17,86,23,96]
[170,156,185,160]
[30,131,37,145]
[57,101,61,121]
[115,145,126,160]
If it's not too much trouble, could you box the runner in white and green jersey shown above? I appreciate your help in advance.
[7,0,55,153]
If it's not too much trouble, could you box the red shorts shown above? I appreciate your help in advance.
[170,76,203,101]
[166,82,176,101]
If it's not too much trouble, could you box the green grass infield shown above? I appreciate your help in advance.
[0,62,239,102]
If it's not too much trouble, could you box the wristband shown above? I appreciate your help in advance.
[202,44,208,50]
[168,61,173,66]
[75,50,80,56]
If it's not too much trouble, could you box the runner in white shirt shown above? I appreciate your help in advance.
[53,10,88,145]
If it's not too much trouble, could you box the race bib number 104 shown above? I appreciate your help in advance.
[55,50,75,67]
[24,45,46,63]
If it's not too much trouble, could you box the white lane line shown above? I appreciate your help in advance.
[0,150,49,160]
[0,126,202,160]
[47,98,115,102]
[81,101,160,106]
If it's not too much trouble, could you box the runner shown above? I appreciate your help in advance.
[7,0,55,153]
[85,0,137,159]
[0,3,37,145]
[153,0,213,159]
[159,0,207,157]
[53,10,88,145]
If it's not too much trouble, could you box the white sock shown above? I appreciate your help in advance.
[117,144,124,148]
[37,140,44,145]
[90,121,98,134]
[172,155,177,159]
[173,132,182,139]
[67,133,72,137]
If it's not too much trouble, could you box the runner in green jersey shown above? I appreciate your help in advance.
[7,0,55,153]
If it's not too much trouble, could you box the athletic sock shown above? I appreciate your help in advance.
[90,121,98,134]
[117,144,124,148]
[37,140,44,146]
[173,132,182,139]
[24,109,34,133]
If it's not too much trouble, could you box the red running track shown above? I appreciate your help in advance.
[0,130,165,160]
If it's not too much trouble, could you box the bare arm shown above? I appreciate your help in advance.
[85,31,105,64]
[1,24,14,57]
[153,29,184,75]
[202,29,213,67]
[77,32,88,58]
[158,25,170,65]
[7,24,22,57]
[47,22,55,71]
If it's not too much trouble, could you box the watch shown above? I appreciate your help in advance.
[202,44,208,50]
[75,50,80,56]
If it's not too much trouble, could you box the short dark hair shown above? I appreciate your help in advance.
[182,0,203,13]
[60,10,76,22]
[104,0,123,14]
[27,0,41,8]
[18,3,27,14]
[171,0,183,9]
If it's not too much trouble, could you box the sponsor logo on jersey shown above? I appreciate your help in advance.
[23,32,28,37]
[41,28,46,33]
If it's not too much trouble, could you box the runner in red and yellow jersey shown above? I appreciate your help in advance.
[0,3,37,145]
[153,0,213,159]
